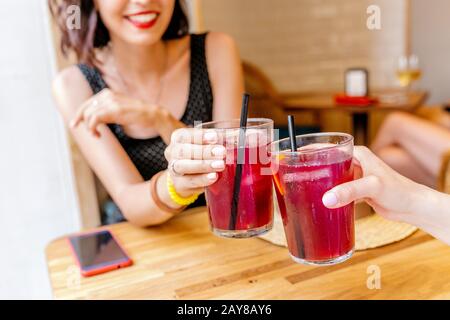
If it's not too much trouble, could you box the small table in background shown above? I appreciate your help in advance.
[281,89,428,145]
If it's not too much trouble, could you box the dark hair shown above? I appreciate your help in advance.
[49,0,189,65]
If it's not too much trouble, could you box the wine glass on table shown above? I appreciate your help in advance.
[393,54,421,103]
[396,54,422,90]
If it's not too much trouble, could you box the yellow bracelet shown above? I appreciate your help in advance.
[166,174,200,206]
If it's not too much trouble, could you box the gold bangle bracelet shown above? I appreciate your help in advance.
[166,174,200,206]
[150,171,186,215]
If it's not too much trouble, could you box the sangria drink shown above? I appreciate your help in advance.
[271,133,355,265]
[196,119,274,238]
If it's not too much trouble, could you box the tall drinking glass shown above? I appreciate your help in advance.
[271,133,355,265]
[196,118,274,238]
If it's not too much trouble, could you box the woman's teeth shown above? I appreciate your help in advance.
[128,13,158,23]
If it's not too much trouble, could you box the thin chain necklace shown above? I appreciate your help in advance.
[109,42,169,105]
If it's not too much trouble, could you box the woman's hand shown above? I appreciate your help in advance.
[164,128,226,197]
[322,146,450,245]
[70,88,159,137]
[322,146,431,223]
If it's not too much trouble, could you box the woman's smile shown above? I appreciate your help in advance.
[124,11,160,30]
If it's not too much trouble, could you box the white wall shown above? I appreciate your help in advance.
[411,0,450,105]
[0,0,80,299]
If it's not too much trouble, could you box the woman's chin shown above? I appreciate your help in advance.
[119,33,163,47]
[114,23,166,46]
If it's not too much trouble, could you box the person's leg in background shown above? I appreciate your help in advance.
[371,111,450,188]
[375,145,436,187]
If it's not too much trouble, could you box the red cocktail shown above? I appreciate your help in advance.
[197,119,274,238]
[271,133,355,265]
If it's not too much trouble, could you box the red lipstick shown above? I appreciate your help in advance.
[125,11,159,30]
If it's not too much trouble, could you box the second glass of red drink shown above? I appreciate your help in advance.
[271,133,355,265]
[196,118,274,238]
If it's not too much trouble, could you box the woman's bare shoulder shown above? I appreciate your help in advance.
[204,32,241,76]
[206,32,236,47]
[52,65,93,117]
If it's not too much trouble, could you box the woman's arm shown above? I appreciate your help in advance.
[413,185,450,245]
[322,146,450,245]
[52,66,184,227]
[206,32,244,121]
[69,87,184,144]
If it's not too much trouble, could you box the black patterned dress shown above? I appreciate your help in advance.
[77,33,213,223]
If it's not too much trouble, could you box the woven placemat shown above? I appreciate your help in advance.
[259,202,418,251]
[354,213,417,250]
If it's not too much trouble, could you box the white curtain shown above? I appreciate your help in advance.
[0,0,81,299]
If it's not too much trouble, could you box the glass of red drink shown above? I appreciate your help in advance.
[271,133,355,265]
[196,118,274,238]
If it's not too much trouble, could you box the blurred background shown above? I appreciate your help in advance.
[1,0,449,298]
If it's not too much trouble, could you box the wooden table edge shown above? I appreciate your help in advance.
[45,206,448,300]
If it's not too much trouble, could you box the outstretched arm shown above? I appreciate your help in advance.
[322,146,450,245]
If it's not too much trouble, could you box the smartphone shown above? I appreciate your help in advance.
[68,230,132,277]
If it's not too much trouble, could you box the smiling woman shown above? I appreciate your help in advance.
[49,0,188,65]
[49,0,244,227]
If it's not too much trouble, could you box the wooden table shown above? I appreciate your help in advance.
[282,90,428,145]
[46,207,450,300]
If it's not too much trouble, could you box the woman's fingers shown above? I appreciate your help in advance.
[169,143,226,160]
[353,146,387,176]
[71,97,102,129]
[71,102,90,128]
[170,159,225,175]
[353,160,363,180]
[171,128,221,145]
[86,106,120,136]
[82,104,99,132]
[87,109,109,137]
[172,172,219,190]
[322,175,382,209]
[72,98,117,137]
[70,89,111,129]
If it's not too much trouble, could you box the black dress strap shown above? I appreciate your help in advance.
[77,63,107,94]
[183,33,213,125]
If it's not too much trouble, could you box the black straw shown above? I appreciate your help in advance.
[229,93,250,230]
[288,115,297,152]
[286,115,305,258]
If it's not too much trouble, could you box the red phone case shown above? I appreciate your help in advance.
[67,229,133,277]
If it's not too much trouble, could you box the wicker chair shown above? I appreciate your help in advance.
[242,61,320,135]
[439,150,450,194]
[242,61,288,127]
[415,107,450,194]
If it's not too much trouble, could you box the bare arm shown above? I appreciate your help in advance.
[409,183,450,245]
[206,32,244,121]
[52,67,180,227]
[323,146,450,245]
